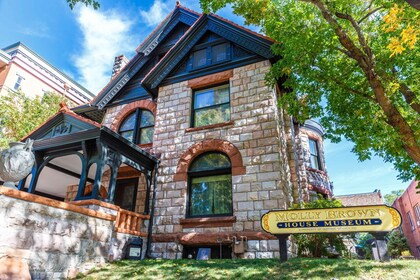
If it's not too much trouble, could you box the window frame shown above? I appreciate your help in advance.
[191,83,231,128]
[407,211,415,231]
[187,152,233,218]
[414,204,420,227]
[118,108,154,145]
[14,75,24,91]
[309,138,322,170]
[189,41,231,71]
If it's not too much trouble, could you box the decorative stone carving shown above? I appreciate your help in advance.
[0,139,35,188]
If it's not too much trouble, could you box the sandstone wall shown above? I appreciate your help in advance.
[149,60,294,258]
[0,189,144,279]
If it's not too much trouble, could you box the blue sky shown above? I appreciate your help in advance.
[0,0,410,196]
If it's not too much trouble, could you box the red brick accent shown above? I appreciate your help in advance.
[110,99,157,131]
[185,121,234,133]
[187,69,233,89]
[180,216,236,228]
[173,139,246,182]
[152,231,276,244]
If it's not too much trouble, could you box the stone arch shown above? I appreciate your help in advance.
[110,99,157,131]
[173,139,246,182]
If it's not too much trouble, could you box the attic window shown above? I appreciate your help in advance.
[190,43,230,70]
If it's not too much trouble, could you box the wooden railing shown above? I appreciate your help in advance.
[115,208,150,237]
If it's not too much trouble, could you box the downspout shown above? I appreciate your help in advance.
[145,160,160,258]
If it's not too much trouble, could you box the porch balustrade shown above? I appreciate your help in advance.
[115,208,150,237]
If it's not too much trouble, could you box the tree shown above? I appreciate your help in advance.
[200,0,420,182]
[386,230,410,257]
[66,0,100,9]
[384,189,404,205]
[0,91,69,149]
[291,196,351,258]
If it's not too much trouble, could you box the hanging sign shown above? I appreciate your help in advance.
[261,205,402,235]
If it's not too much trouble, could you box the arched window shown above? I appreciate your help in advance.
[188,152,232,217]
[119,109,154,144]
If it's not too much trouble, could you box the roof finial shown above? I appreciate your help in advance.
[59,102,70,113]
[176,1,181,7]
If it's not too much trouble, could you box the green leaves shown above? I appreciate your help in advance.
[0,90,69,149]
[201,0,420,181]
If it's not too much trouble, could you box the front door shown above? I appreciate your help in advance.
[114,178,138,211]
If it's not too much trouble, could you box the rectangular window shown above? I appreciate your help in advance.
[14,75,24,90]
[309,139,321,170]
[193,84,230,127]
[190,174,232,216]
[212,43,227,63]
[407,212,415,231]
[193,49,207,68]
[414,204,420,227]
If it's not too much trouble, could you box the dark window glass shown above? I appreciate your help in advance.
[119,109,154,144]
[14,76,23,90]
[193,84,230,127]
[114,178,138,212]
[193,49,207,68]
[408,212,415,231]
[309,139,321,170]
[212,44,227,63]
[188,153,232,217]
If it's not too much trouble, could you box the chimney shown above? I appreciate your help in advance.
[111,55,129,78]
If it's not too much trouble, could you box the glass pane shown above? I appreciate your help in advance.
[310,155,319,170]
[140,127,154,144]
[194,85,229,109]
[121,131,134,142]
[194,103,230,127]
[120,113,136,131]
[140,110,154,127]
[193,49,207,68]
[190,153,231,172]
[212,44,227,63]
[309,139,318,156]
[190,174,232,216]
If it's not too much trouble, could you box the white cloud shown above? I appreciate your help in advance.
[19,22,51,38]
[73,6,136,94]
[139,1,172,27]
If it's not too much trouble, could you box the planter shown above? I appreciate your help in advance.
[0,139,35,188]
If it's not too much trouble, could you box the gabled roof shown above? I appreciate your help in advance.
[23,104,101,141]
[141,14,275,94]
[90,4,200,110]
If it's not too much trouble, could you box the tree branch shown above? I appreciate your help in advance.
[358,7,385,24]
[335,12,373,60]
[399,83,420,114]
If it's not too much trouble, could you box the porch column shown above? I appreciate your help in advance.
[27,152,45,193]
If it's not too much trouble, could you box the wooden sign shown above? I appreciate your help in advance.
[261,205,402,235]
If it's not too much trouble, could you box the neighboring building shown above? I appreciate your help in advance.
[392,180,420,258]
[0,42,94,105]
[0,5,335,277]
[336,190,384,207]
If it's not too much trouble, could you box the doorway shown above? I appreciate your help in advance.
[114,178,138,211]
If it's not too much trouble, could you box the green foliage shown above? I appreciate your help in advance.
[0,90,68,149]
[200,0,420,182]
[291,197,351,258]
[356,233,375,259]
[384,189,405,206]
[387,230,410,257]
[66,0,100,10]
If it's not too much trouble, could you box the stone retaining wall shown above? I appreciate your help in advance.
[0,188,143,279]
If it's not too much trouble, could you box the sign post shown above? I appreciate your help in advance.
[261,205,402,262]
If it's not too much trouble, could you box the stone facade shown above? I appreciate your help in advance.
[101,60,329,258]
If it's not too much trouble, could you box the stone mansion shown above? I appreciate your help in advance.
[0,4,334,275]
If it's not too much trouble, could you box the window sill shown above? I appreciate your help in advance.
[180,216,236,228]
[185,121,234,133]
[138,143,153,148]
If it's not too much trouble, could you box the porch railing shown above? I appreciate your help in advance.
[115,208,150,237]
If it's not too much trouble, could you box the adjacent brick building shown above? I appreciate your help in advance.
[392,180,420,258]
